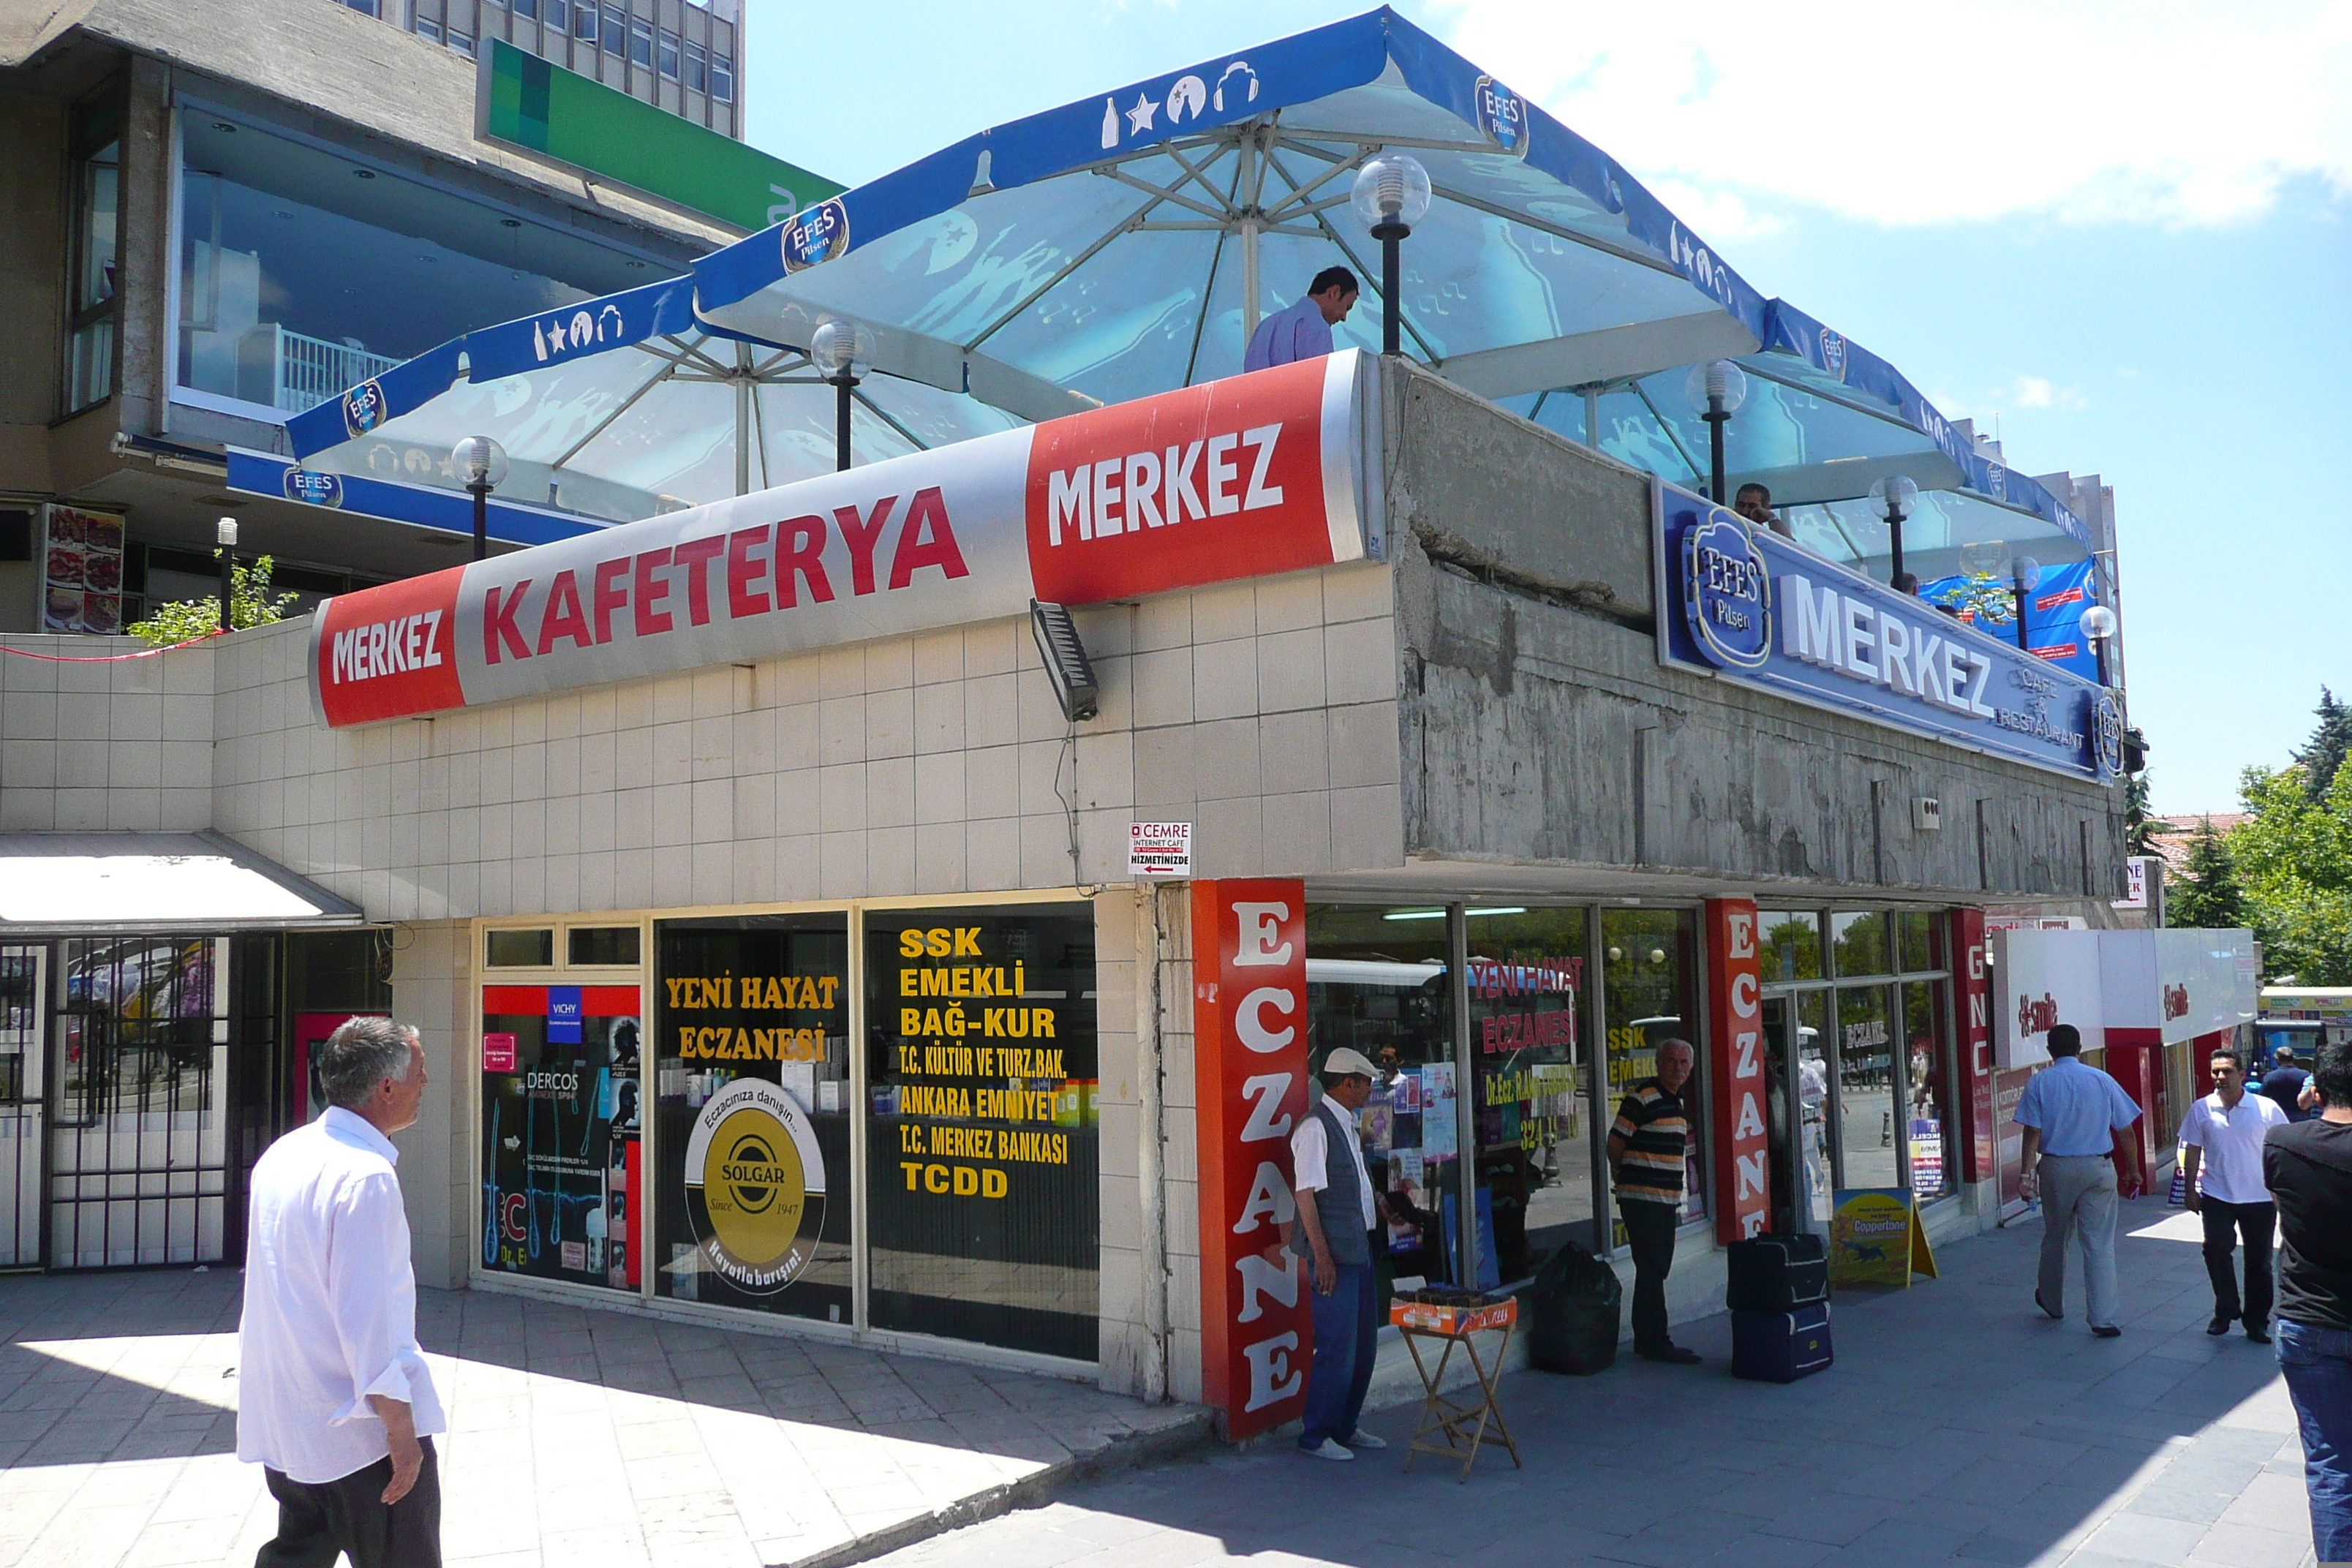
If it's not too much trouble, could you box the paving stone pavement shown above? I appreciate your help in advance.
[0,1272,1204,1568]
[873,1207,2318,1568]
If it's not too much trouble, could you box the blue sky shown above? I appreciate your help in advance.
[745,0,2351,815]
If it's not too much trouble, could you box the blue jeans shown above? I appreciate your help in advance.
[2278,1319,2352,1564]
[1299,1257,1378,1447]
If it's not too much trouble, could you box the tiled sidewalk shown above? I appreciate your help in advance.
[0,1272,1204,1568]
[873,1207,2315,1568]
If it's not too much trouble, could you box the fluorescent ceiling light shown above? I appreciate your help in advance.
[1380,906,1529,921]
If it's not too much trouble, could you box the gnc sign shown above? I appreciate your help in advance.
[308,355,1371,727]
[1191,878,1313,1440]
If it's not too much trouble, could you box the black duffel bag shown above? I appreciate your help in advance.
[1526,1240,1623,1376]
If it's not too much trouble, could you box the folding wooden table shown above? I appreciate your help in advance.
[1390,1295,1522,1482]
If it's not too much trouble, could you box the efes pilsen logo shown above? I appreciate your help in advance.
[1819,328,1847,381]
[781,197,850,274]
[1473,75,1531,158]
[1683,508,1772,671]
[681,1077,825,1294]
[282,468,344,508]
[2091,690,2124,778]
[341,379,388,440]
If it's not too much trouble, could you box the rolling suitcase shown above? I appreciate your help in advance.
[1732,1301,1833,1383]
[1725,1232,1829,1313]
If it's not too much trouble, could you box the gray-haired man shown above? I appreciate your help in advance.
[238,1017,445,1568]
[1286,1046,1390,1460]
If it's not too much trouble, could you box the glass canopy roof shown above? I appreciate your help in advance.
[286,5,2097,592]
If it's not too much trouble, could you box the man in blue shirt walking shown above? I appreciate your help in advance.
[2014,1022,2144,1336]
[1244,267,1360,372]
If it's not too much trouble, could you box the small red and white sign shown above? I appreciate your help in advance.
[482,1032,518,1072]
[1128,822,1192,879]
[310,355,1372,728]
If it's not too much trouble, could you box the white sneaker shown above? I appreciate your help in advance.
[1342,1430,1388,1450]
[1299,1437,1354,1461]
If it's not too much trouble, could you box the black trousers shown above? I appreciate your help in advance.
[2201,1199,2275,1328]
[258,1436,441,1568]
[1621,1199,1680,1350]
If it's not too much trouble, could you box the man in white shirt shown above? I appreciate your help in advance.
[1284,1046,1389,1461]
[1243,267,1359,372]
[2180,1044,2288,1343]
[239,1016,445,1568]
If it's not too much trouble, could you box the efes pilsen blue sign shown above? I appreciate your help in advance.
[1651,480,2116,780]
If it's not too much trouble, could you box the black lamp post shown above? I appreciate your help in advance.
[215,516,238,633]
[2079,603,2117,686]
[1352,154,1431,358]
[451,436,508,562]
[2009,556,2042,653]
[1686,361,1747,505]
[810,319,870,472]
[1869,475,1918,587]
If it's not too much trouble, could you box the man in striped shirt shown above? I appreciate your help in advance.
[1610,1038,1701,1364]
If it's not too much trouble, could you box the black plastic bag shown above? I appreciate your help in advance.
[1526,1240,1623,1376]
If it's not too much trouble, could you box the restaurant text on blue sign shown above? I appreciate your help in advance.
[1651,481,2119,780]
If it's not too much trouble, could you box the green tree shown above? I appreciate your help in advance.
[2230,761,2352,985]
[2164,817,2245,930]
[127,554,299,648]
[2297,685,2352,801]
[2122,770,2158,857]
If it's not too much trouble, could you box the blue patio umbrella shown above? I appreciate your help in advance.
[690,8,1771,418]
[282,276,1028,526]
[686,9,2102,598]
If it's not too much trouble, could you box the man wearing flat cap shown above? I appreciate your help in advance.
[1287,1045,1390,1460]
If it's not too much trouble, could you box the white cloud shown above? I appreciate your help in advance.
[1427,1,2352,229]
[1646,180,1784,240]
[1994,375,2088,412]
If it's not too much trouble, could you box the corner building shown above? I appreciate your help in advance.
[0,355,2130,1422]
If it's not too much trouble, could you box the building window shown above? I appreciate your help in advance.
[513,0,536,18]
[601,4,624,53]
[862,905,1100,1359]
[480,970,643,1292]
[338,0,382,15]
[629,16,654,67]
[66,108,121,413]
[545,0,565,28]
[173,113,651,417]
[657,27,679,78]
[709,48,733,102]
[655,914,851,1325]
[415,15,442,39]
[572,1,593,40]
[447,29,475,54]
[683,38,706,92]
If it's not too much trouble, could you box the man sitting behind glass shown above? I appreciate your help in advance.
[1735,483,1793,540]
[1244,267,1360,372]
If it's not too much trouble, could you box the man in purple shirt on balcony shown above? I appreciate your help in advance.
[1244,267,1360,371]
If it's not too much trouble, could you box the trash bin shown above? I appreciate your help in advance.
[1526,1240,1622,1375]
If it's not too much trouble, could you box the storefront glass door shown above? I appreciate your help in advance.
[0,949,45,1266]
[48,938,231,1267]
[1833,984,1899,1191]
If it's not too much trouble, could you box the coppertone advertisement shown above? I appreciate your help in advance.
[307,354,1373,728]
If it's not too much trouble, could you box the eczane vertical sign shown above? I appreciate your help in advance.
[1191,878,1312,1440]
[1705,899,1771,1243]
